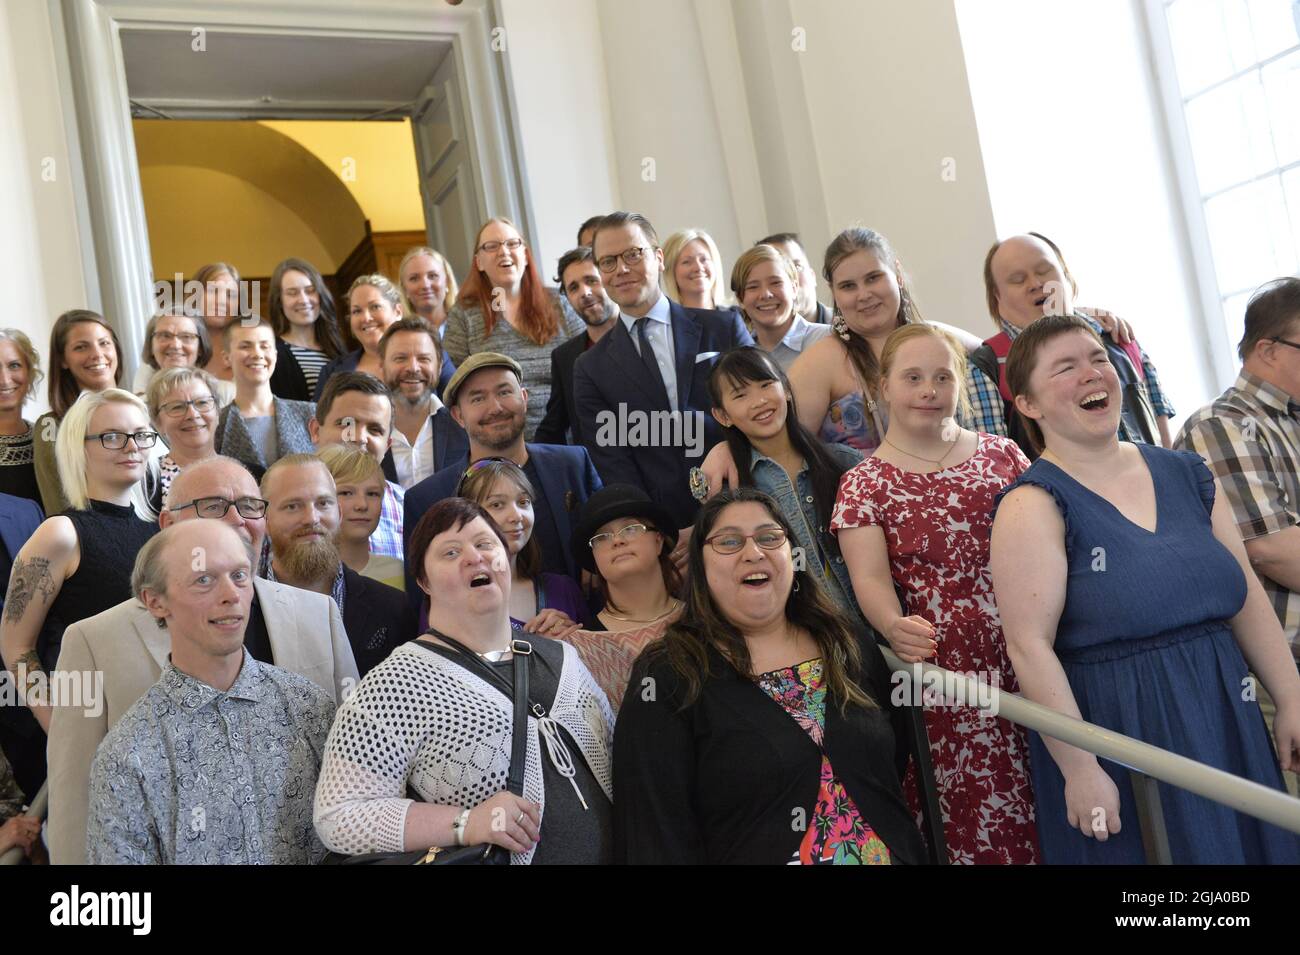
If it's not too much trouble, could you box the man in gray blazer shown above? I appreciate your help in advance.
[45,455,358,864]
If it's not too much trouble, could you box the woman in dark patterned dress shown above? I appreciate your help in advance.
[833,323,1039,864]
[0,329,43,506]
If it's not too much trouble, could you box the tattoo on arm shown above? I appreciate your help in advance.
[3,556,57,626]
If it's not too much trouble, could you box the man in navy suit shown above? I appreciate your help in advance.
[573,211,753,537]
[535,246,620,446]
[403,352,601,588]
[378,318,468,488]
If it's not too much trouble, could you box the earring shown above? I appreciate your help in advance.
[793,575,801,593]
[831,309,851,342]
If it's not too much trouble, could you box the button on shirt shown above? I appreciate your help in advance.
[390,396,445,489]
[622,294,678,411]
[85,651,336,864]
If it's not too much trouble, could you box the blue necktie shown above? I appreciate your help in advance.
[636,316,671,408]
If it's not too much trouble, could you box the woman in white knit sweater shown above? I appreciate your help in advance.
[313,497,614,864]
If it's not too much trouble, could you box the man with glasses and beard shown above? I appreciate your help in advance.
[535,247,620,446]
[377,318,467,489]
[46,455,358,864]
[261,453,413,676]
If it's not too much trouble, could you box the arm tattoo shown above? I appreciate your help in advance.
[3,556,57,626]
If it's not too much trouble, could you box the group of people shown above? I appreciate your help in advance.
[0,208,1298,866]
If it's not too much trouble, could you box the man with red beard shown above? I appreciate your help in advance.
[261,453,414,675]
[378,318,467,489]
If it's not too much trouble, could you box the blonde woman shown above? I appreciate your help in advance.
[0,328,45,504]
[1,389,159,731]
[398,246,458,335]
[314,274,406,401]
[662,229,732,311]
[317,444,404,591]
[146,366,221,509]
[729,244,831,372]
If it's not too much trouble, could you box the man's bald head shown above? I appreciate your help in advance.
[161,455,267,557]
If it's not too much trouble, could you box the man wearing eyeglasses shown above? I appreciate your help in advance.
[46,455,358,864]
[573,212,753,543]
[1176,278,1300,793]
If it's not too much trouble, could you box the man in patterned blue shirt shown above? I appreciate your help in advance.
[85,520,335,864]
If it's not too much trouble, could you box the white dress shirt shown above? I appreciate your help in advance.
[620,293,678,411]
[389,394,444,489]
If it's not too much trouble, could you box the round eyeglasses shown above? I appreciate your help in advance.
[703,526,789,555]
[84,430,159,451]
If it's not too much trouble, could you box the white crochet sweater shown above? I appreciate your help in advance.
[313,639,614,864]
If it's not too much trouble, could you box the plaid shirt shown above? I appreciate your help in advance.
[1175,371,1300,651]
[965,317,1175,439]
[369,480,405,560]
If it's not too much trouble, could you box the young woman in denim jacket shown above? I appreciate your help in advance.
[707,347,863,621]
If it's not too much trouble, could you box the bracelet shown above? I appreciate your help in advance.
[451,808,471,847]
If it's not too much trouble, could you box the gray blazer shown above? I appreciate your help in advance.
[45,576,359,865]
[215,397,317,481]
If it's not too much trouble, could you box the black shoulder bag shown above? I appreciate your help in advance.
[320,636,533,865]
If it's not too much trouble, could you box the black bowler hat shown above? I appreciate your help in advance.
[571,484,677,574]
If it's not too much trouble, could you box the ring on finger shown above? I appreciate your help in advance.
[516,811,526,824]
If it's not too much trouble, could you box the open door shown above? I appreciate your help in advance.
[410,51,483,280]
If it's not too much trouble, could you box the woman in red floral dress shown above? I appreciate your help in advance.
[832,323,1039,864]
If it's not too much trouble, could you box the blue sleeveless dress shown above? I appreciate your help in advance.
[996,444,1300,864]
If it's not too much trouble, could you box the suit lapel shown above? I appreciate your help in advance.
[608,319,671,409]
[525,444,574,550]
[132,607,171,671]
[669,301,703,411]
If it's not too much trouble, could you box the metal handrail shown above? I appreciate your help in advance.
[882,649,1300,836]
[0,781,47,865]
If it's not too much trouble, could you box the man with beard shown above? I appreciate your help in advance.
[535,247,620,446]
[46,455,357,864]
[378,318,468,488]
[261,454,413,675]
[403,353,601,587]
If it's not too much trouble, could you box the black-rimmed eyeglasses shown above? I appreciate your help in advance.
[169,496,269,520]
[84,430,159,450]
[596,247,650,274]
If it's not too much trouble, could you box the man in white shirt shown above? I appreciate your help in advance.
[378,318,468,489]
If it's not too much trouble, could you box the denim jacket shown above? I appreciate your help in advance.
[748,443,864,619]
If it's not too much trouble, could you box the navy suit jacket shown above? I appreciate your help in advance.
[0,493,43,620]
[340,565,415,676]
[403,442,601,602]
[534,330,592,446]
[314,348,456,402]
[572,300,752,528]
[380,405,469,485]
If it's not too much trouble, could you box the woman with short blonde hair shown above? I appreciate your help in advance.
[662,228,731,310]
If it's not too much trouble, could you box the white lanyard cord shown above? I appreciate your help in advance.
[536,714,589,811]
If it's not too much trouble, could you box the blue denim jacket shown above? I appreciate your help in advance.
[748,443,864,619]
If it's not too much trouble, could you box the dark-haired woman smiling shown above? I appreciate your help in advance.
[613,487,924,865]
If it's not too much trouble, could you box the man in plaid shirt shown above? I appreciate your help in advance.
[1176,278,1300,655]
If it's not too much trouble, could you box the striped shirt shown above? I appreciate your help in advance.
[442,293,585,441]
[1174,371,1300,651]
[287,344,331,396]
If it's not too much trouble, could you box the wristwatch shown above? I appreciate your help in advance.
[451,808,471,846]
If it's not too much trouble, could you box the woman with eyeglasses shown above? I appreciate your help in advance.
[456,458,587,637]
[131,308,235,406]
[1,389,159,732]
[613,487,926,865]
[443,218,584,440]
[145,366,221,510]
[559,485,683,711]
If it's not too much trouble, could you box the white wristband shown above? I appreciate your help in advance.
[451,808,471,847]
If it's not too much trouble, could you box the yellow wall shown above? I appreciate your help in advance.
[260,119,426,232]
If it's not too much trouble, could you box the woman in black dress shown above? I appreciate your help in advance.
[1,388,159,732]
[0,329,44,506]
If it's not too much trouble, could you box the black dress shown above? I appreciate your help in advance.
[0,424,41,508]
[44,500,159,666]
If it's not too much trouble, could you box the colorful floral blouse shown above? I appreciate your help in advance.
[755,658,891,865]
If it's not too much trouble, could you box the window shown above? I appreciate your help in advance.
[1157,0,1300,347]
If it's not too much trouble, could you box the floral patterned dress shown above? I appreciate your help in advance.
[830,432,1040,864]
[755,659,891,865]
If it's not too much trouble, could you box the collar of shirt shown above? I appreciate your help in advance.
[1235,370,1300,418]
[158,648,264,710]
[777,313,819,352]
[265,560,347,614]
[999,312,1102,343]
[389,403,439,452]
[749,446,807,477]
[619,291,672,333]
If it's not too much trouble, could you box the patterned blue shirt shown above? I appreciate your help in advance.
[965,317,1174,440]
[369,480,405,560]
[85,651,335,864]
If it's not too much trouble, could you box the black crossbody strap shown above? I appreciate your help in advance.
[430,633,533,797]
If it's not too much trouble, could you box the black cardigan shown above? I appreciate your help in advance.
[612,629,926,865]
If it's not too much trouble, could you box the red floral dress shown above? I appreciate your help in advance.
[830,433,1040,864]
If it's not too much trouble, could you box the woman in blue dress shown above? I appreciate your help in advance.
[990,314,1300,864]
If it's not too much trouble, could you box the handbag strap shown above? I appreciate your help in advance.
[428,632,533,797]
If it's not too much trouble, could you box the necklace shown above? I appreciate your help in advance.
[882,433,958,467]
[601,598,682,624]
[478,646,513,663]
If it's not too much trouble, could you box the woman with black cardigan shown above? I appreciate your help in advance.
[267,258,345,401]
[613,487,926,865]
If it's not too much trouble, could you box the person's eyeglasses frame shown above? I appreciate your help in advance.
[596,246,653,274]
[477,237,524,256]
[84,430,159,451]
[1268,337,1300,352]
[152,331,200,345]
[159,396,218,419]
[703,527,789,556]
[588,522,652,551]
[169,496,269,520]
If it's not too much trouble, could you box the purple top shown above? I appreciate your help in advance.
[511,572,590,630]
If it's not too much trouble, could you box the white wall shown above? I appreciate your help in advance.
[0,0,90,417]
[955,0,1215,419]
